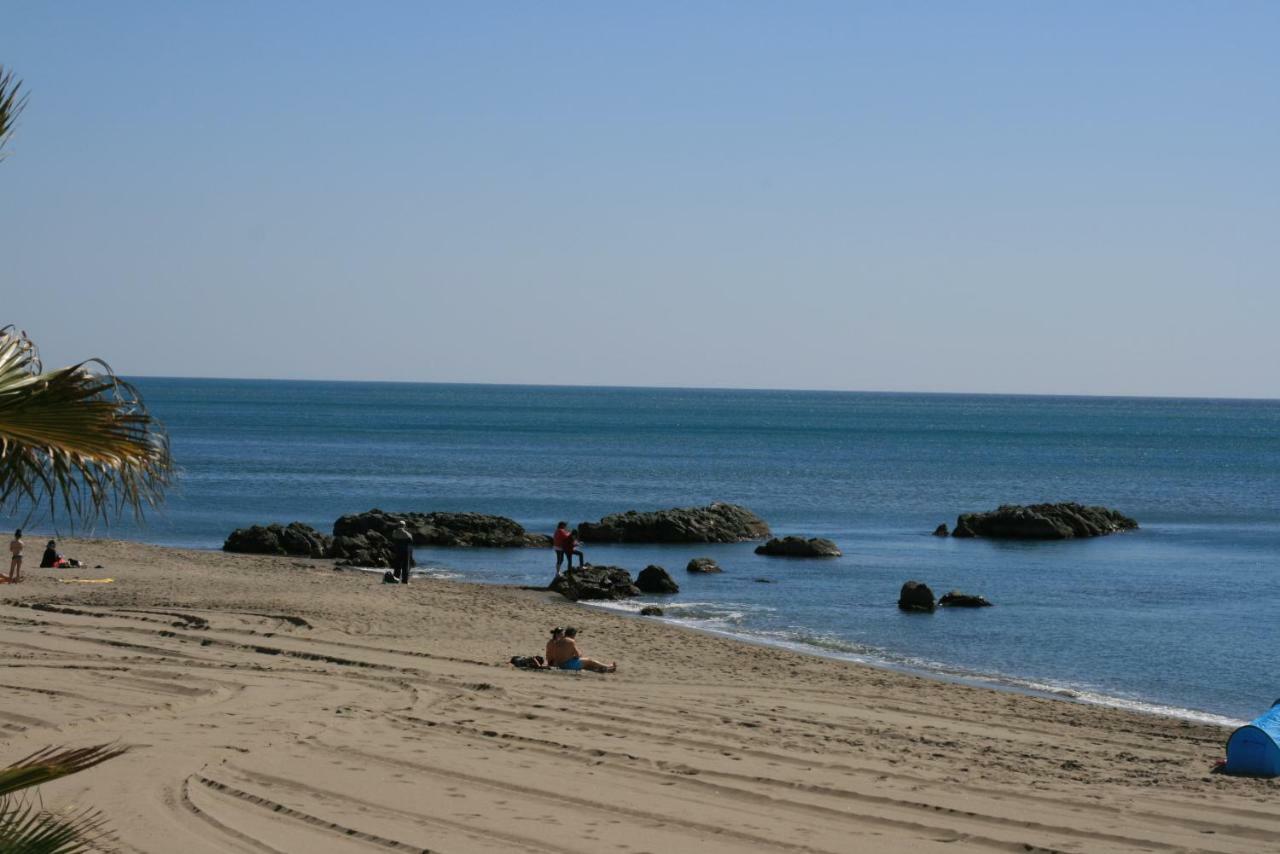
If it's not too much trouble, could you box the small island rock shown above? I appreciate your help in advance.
[686,557,723,574]
[333,508,551,548]
[754,536,842,558]
[635,565,680,594]
[224,522,331,559]
[549,565,641,602]
[952,502,1137,540]
[933,523,949,537]
[938,591,993,607]
[898,580,936,612]
[577,502,770,544]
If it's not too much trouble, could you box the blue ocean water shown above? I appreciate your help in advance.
[96,380,1280,723]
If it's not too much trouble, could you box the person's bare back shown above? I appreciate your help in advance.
[547,628,615,673]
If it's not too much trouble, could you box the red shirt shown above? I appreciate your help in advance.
[553,528,572,549]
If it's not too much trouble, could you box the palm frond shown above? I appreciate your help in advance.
[0,745,127,853]
[0,66,27,159]
[0,746,129,799]
[0,328,173,528]
[0,797,114,854]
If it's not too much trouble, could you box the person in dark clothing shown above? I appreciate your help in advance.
[390,520,414,584]
[40,540,81,569]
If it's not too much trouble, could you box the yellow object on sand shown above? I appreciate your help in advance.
[57,578,115,584]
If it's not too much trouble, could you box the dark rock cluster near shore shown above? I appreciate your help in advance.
[224,508,552,568]
[950,502,1138,540]
[754,536,842,558]
[550,565,641,601]
[222,523,331,559]
[577,502,770,544]
[635,565,680,594]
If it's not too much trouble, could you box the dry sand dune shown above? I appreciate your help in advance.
[0,539,1276,853]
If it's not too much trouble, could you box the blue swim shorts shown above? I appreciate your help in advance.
[559,657,583,671]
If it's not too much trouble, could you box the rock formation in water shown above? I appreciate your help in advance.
[328,531,396,568]
[577,502,770,544]
[333,508,551,548]
[549,565,641,601]
[686,557,723,574]
[932,523,949,537]
[640,606,664,616]
[635,565,680,594]
[898,580,936,612]
[223,522,331,559]
[938,591,992,607]
[754,536,842,558]
[951,502,1137,540]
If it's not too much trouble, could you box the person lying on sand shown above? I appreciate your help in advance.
[546,626,616,673]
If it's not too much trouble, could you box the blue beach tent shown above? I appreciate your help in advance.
[1223,701,1280,778]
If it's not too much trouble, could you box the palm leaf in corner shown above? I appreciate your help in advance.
[0,65,27,159]
[0,745,128,853]
[0,327,174,526]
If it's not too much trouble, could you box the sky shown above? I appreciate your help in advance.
[2,1,1277,397]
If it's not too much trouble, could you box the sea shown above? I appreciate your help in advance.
[88,379,1280,725]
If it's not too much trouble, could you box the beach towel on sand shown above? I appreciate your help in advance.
[56,578,115,584]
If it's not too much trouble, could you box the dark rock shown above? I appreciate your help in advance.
[224,522,331,558]
[328,531,395,568]
[332,508,551,548]
[933,523,949,537]
[898,580,936,612]
[639,606,664,617]
[951,502,1137,540]
[635,565,679,594]
[686,557,723,574]
[753,578,774,583]
[754,536,842,558]
[549,565,641,602]
[578,502,770,544]
[938,590,992,607]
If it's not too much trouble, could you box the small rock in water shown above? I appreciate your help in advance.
[635,565,679,594]
[753,578,775,584]
[932,523,949,537]
[938,590,992,608]
[898,580,936,612]
[639,606,664,617]
[686,557,723,573]
[754,536,842,558]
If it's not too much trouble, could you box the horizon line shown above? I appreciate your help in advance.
[120,374,1280,404]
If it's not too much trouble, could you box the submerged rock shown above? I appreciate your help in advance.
[898,580,936,613]
[686,557,723,574]
[223,522,331,559]
[577,502,770,544]
[754,536,842,558]
[635,565,680,594]
[549,565,641,602]
[639,606,664,617]
[333,508,551,548]
[938,591,993,607]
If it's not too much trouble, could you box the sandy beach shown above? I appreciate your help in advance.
[0,539,1275,853]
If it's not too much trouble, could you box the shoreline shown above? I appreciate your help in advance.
[2,537,1276,852]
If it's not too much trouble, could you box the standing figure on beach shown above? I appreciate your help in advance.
[390,520,414,584]
[553,521,573,576]
[545,626,616,673]
[8,529,22,583]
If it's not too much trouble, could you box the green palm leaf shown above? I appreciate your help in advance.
[0,65,26,159]
[0,328,174,527]
[0,745,127,853]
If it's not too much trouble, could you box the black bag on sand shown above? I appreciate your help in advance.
[382,571,397,584]
[510,655,546,670]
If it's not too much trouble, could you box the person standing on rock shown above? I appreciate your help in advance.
[566,528,585,570]
[390,520,414,584]
[553,521,573,576]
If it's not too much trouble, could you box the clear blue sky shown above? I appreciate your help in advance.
[3,2,1277,397]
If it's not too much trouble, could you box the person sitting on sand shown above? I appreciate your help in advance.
[8,529,22,583]
[545,626,615,673]
[40,540,82,569]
